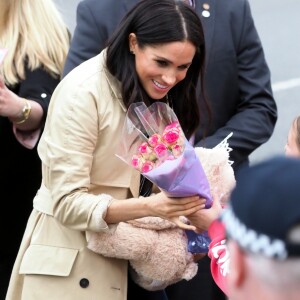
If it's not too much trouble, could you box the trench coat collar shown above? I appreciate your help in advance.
[101,50,127,112]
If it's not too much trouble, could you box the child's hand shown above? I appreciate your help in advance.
[186,197,223,233]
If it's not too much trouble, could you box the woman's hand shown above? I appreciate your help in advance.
[147,192,207,230]
[187,197,223,233]
[0,76,23,119]
[0,76,43,130]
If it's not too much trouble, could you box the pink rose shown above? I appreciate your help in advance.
[162,127,180,145]
[141,161,155,173]
[171,144,183,158]
[164,121,180,131]
[148,133,162,147]
[138,142,156,160]
[131,154,143,170]
[138,142,151,154]
[154,143,168,158]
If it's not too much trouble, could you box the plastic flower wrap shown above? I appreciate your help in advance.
[116,102,213,253]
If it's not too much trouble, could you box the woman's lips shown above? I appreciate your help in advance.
[152,80,169,90]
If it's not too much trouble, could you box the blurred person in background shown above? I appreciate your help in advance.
[0,0,70,297]
[222,156,300,300]
[62,0,277,299]
[285,115,300,157]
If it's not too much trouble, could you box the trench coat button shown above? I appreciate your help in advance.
[79,278,89,288]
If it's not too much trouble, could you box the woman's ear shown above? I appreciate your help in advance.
[227,241,246,289]
[129,33,137,54]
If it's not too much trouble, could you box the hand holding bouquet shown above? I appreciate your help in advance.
[116,102,215,253]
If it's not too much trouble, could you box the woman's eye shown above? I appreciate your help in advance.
[156,60,168,67]
[178,65,190,70]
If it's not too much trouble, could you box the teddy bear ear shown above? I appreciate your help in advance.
[181,261,198,281]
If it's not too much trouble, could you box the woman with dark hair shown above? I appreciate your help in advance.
[106,0,207,139]
[6,1,207,299]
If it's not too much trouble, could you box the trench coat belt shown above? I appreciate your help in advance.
[33,183,54,216]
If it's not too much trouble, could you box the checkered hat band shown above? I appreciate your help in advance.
[222,207,288,260]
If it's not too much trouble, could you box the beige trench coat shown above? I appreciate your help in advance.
[6,51,140,300]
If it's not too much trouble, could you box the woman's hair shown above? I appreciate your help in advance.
[0,0,70,85]
[106,0,207,139]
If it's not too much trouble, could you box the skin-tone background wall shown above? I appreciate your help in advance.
[54,0,300,164]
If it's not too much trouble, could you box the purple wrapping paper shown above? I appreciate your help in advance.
[144,140,212,207]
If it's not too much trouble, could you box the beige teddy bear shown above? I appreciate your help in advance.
[87,143,236,291]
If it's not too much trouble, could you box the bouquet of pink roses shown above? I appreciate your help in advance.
[131,119,185,173]
[116,102,213,203]
[116,102,214,253]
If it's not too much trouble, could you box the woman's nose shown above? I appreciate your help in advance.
[161,70,176,86]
